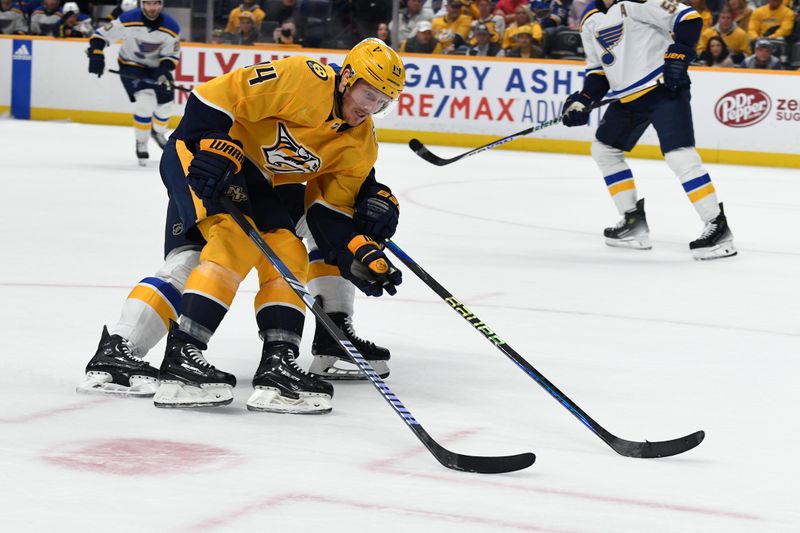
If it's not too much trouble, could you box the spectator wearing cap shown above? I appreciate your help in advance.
[400,19,444,53]
[741,38,783,68]
[747,0,795,41]
[225,10,261,45]
[467,23,504,55]
[697,9,751,63]
[0,0,28,35]
[502,5,541,49]
[389,0,434,45]
[471,0,506,42]
[224,0,266,34]
[505,23,545,57]
[431,0,473,53]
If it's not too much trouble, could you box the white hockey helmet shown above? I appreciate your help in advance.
[121,0,138,11]
[62,1,79,14]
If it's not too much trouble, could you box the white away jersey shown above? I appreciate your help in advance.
[579,0,701,101]
[94,8,181,69]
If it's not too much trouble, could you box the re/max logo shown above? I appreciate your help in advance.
[445,297,505,346]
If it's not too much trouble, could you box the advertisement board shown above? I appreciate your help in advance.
[1,36,798,168]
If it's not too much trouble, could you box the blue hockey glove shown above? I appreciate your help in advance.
[87,48,105,77]
[187,136,244,209]
[663,43,696,92]
[562,92,593,127]
[335,235,402,297]
[354,182,399,242]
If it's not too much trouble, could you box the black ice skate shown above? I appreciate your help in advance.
[310,311,390,380]
[150,129,168,149]
[136,139,149,167]
[246,342,333,414]
[76,326,159,397]
[153,323,236,408]
[690,203,737,260]
[604,198,652,250]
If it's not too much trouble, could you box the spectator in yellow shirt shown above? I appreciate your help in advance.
[432,0,473,52]
[224,0,266,34]
[502,4,541,49]
[696,9,751,63]
[747,0,795,40]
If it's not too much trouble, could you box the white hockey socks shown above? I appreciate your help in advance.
[592,141,637,215]
[664,147,721,222]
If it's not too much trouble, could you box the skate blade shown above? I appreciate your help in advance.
[246,387,332,414]
[693,242,738,261]
[309,356,389,381]
[76,372,158,398]
[153,381,233,408]
[605,236,652,250]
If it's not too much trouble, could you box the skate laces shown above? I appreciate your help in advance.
[699,220,719,239]
[185,344,214,369]
[114,337,144,364]
[283,348,310,376]
[343,317,377,349]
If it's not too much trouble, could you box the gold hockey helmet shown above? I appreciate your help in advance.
[341,38,405,102]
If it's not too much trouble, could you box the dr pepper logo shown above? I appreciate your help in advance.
[714,88,771,127]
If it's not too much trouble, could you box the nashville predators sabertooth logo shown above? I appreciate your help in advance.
[262,122,321,174]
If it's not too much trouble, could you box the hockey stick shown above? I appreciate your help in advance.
[408,98,617,166]
[385,240,704,459]
[108,69,192,93]
[220,196,535,474]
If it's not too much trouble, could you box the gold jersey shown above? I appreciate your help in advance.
[191,55,378,217]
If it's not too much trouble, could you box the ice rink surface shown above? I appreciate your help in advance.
[1,119,798,532]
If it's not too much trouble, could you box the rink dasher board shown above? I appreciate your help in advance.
[1,35,798,168]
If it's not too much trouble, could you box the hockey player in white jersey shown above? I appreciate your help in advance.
[562,0,736,260]
[87,0,181,165]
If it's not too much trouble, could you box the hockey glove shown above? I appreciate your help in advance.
[354,182,399,242]
[154,61,175,90]
[187,136,244,209]
[87,48,105,77]
[663,43,696,92]
[562,92,593,127]
[335,235,402,297]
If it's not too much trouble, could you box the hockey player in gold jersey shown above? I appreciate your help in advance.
[147,39,405,413]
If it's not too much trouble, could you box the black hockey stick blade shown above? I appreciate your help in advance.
[108,69,192,93]
[420,428,535,473]
[606,430,705,459]
[220,197,535,474]
[386,240,704,459]
[409,97,617,166]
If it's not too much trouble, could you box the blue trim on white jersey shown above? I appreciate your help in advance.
[606,65,663,98]
[673,7,697,32]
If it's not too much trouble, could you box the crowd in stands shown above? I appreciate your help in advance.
[3,0,800,69]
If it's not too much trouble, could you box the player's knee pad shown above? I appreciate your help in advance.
[591,140,627,173]
[155,246,200,293]
[134,89,157,117]
[197,214,262,279]
[185,259,244,308]
[255,229,308,311]
[664,147,704,181]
